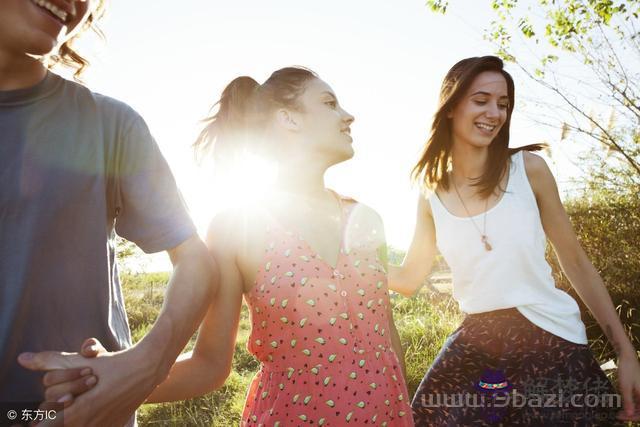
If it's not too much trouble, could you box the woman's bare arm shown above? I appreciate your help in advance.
[525,152,640,420]
[388,195,438,296]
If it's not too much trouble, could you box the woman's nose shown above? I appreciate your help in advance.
[343,110,355,125]
[485,103,500,119]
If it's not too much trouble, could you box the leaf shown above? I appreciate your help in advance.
[518,17,536,37]
[426,0,448,14]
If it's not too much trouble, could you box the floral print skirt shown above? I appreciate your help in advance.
[411,308,621,426]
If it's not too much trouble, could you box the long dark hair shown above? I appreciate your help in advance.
[412,55,544,198]
[194,67,318,162]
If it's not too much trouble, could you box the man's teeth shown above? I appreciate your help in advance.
[33,0,69,23]
[476,123,496,132]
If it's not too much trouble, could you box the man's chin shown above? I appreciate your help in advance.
[24,36,62,58]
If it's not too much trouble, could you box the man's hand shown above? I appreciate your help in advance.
[34,338,104,407]
[18,337,165,427]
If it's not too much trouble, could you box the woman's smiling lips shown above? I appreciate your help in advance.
[475,122,497,135]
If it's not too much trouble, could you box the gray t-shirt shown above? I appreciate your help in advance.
[0,72,196,402]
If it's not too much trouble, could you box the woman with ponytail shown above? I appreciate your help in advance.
[388,56,640,425]
[46,67,415,426]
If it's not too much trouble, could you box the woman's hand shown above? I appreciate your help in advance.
[387,195,437,296]
[38,338,104,407]
[616,351,640,421]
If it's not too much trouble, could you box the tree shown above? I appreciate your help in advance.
[115,236,146,273]
[428,0,640,195]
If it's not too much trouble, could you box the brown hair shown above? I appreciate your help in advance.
[412,55,544,198]
[193,66,318,162]
[47,0,107,81]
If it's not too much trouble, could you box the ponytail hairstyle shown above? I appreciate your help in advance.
[194,66,319,163]
[412,55,544,198]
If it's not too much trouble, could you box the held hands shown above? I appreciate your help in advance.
[33,338,104,407]
[18,337,162,427]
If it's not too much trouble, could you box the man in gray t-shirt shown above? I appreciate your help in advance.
[1,1,215,425]
[0,69,194,399]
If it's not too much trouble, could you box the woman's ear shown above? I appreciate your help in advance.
[275,108,299,132]
[446,108,454,119]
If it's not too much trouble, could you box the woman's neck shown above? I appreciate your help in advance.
[0,51,48,91]
[274,164,329,200]
[451,143,489,186]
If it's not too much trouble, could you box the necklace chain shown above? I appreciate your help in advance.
[452,180,493,251]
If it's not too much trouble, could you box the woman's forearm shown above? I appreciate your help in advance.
[388,265,425,296]
[145,352,230,403]
[387,265,408,295]
[562,251,636,358]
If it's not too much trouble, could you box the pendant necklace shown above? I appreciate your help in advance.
[452,180,493,251]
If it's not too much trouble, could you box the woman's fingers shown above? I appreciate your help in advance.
[43,368,92,387]
[43,375,97,402]
[38,393,74,411]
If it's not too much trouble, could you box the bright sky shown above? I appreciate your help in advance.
[72,0,584,270]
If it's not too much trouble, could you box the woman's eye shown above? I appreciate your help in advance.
[499,104,509,110]
[326,101,337,108]
[473,99,487,105]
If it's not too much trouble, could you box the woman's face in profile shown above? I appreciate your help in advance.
[293,78,356,164]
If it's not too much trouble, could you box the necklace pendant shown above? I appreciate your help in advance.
[481,235,492,251]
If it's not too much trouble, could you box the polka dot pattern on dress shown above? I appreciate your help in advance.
[241,194,414,426]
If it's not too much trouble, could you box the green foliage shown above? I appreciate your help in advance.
[481,0,640,55]
[546,194,640,361]
[115,236,147,273]
[392,289,463,395]
[123,272,171,339]
[426,0,448,14]
[115,236,138,263]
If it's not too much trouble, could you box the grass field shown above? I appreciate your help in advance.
[123,271,463,426]
[122,272,629,426]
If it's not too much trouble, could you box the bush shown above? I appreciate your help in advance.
[547,194,640,361]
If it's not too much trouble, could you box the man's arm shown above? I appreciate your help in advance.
[144,234,218,381]
[18,234,217,426]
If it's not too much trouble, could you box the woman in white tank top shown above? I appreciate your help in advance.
[389,56,640,426]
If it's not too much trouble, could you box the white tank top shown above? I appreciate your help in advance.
[428,151,587,344]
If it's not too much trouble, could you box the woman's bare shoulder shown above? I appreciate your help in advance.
[206,207,270,251]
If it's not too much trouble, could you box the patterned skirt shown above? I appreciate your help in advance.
[411,308,621,426]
